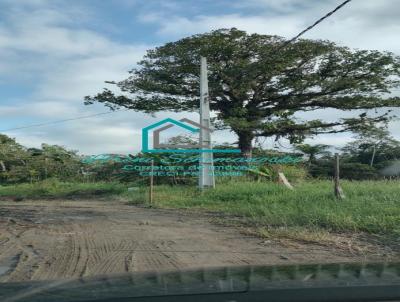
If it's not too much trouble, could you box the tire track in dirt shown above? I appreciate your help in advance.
[0,226,44,282]
[133,241,184,271]
[36,226,74,280]
[0,200,393,282]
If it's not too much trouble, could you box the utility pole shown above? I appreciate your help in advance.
[199,56,215,189]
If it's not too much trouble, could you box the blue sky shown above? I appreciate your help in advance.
[1,0,400,154]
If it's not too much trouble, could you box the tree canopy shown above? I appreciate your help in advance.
[294,143,330,165]
[0,134,81,183]
[85,28,400,156]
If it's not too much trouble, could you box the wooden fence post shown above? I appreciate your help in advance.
[149,160,154,204]
[334,153,345,199]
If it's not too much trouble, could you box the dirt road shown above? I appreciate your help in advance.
[0,200,393,282]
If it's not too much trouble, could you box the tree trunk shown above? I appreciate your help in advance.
[237,131,254,159]
[308,155,314,167]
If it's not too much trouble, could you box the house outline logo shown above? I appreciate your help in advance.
[142,118,241,153]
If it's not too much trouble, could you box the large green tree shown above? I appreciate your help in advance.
[85,28,400,157]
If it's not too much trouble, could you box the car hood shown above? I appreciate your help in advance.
[1,262,400,302]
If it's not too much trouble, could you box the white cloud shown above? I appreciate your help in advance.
[0,7,135,60]
[0,101,77,118]
[138,0,400,54]
[34,46,148,102]
[1,0,400,154]
[143,14,302,38]
[0,1,155,154]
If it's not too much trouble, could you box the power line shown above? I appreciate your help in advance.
[0,1,353,134]
[279,0,353,49]
[0,109,129,132]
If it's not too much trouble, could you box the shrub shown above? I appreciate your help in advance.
[340,163,378,180]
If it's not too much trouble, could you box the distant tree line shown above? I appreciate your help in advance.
[1,130,399,185]
[0,134,81,184]
[295,126,400,180]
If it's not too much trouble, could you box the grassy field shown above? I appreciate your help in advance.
[1,179,400,243]
[0,179,127,199]
[129,180,400,240]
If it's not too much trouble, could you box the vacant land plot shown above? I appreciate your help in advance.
[142,180,400,244]
[0,199,394,282]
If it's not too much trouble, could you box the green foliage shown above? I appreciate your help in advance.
[249,164,308,183]
[3,178,400,242]
[0,135,82,184]
[0,134,29,183]
[309,159,380,180]
[83,160,136,183]
[0,179,127,199]
[136,180,400,237]
[275,164,308,183]
[86,28,400,154]
[340,163,379,180]
[342,125,400,167]
[294,144,330,164]
[309,160,333,179]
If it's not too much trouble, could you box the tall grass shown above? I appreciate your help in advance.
[0,179,127,199]
[135,180,400,236]
[2,179,400,239]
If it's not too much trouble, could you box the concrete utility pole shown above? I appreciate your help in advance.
[199,56,215,189]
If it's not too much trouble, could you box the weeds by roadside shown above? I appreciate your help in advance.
[0,179,127,200]
[125,180,400,241]
[1,179,400,250]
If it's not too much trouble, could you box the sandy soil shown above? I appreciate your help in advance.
[0,200,395,282]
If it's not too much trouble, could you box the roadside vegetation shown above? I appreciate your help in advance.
[2,129,400,249]
[132,180,400,238]
[2,179,400,245]
[0,179,126,200]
